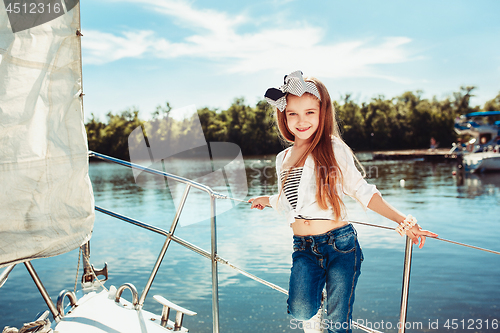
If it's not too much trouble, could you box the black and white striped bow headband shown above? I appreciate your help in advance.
[264,70,321,112]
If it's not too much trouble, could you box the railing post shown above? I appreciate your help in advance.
[138,184,191,307]
[398,236,414,333]
[210,195,220,333]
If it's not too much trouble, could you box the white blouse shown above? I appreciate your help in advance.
[268,137,380,224]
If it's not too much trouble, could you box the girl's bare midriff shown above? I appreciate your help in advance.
[292,219,348,236]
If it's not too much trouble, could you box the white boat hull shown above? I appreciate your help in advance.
[463,152,500,172]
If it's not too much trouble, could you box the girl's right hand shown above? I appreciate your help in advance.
[248,196,270,210]
[406,224,438,249]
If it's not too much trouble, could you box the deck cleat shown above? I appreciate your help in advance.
[153,295,197,331]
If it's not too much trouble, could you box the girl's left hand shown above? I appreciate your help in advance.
[406,224,438,249]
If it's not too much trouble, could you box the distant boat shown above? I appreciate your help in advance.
[450,111,500,172]
[462,151,500,173]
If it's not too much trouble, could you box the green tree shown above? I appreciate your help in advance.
[453,86,480,115]
[336,94,367,149]
[484,92,500,111]
[86,87,497,157]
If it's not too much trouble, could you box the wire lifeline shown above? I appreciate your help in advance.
[218,195,500,256]
[348,220,500,255]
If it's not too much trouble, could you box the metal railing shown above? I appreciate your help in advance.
[90,151,222,332]
[86,151,499,333]
[87,152,398,333]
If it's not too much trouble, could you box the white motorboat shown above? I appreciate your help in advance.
[450,111,500,155]
[450,111,500,172]
[462,150,500,173]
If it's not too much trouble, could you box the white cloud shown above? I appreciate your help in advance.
[82,0,416,82]
[138,0,246,35]
[83,29,157,65]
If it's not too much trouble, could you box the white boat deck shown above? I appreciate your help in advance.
[53,288,188,333]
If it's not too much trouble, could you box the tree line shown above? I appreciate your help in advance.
[85,87,500,160]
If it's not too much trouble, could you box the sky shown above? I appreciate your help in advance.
[80,0,500,122]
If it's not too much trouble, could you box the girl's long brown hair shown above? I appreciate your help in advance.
[275,77,358,221]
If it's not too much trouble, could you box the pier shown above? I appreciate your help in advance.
[372,148,455,161]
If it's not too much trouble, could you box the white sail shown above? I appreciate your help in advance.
[0,2,94,267]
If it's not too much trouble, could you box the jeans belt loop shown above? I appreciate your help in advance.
[328,234,335,245]
[300,238,306,249]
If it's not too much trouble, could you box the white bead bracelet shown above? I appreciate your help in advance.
[396,214,417,236]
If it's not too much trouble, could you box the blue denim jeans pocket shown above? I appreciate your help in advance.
[331,233,357,253]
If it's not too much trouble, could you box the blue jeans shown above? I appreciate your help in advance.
[287,223,362,333]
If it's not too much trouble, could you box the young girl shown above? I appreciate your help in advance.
[249,71,437,333]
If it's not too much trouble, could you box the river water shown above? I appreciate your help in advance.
[2,153,500,332]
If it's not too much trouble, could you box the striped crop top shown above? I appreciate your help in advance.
[280,167,328,220]
[269,137,381,224]
[280,167,303,210]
